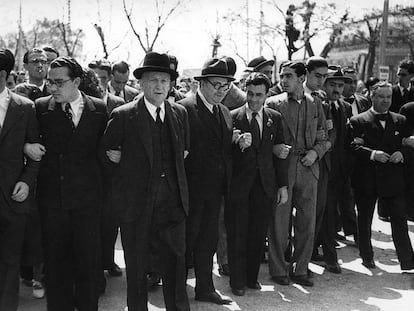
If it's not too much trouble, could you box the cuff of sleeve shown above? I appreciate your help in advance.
[370,150,376,161]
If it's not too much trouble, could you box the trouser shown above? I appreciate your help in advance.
[216,198,227,268]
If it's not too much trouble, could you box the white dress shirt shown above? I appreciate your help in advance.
[144,97,165,122]
[0,88,10,128]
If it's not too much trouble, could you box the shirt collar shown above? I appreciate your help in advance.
[0,87,8,103]
[245,103,263,119]
[67,91,83,113]
[303,82,313,96]
[144,96,165,121]
[197,90,214,113]
[398,83,411,92]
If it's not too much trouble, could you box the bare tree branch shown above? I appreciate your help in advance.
[122,0,148,52]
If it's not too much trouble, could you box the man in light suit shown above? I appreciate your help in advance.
[108,61,139,103]
[0,48,40,311]
[266,61,327,287]
[102,52,190,311]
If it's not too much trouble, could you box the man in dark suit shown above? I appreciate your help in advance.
[342,67,371,115]
[178,58,235,305]
[102,52,190,311]
[349,81,414,270]
[108,61,139,103]
[35,56,108,311]
[0,49,40,311]
[390,59,414,113]
[226,72,288,296]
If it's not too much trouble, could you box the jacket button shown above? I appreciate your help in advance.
[60,176,64,180]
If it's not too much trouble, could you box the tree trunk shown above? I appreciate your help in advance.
[366,39,376,79]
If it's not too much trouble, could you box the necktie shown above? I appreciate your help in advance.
[213,105,221,125]
[156,107,162,126]
[402,88,408,97]
[251,112,260,149]
[64,103,75,131]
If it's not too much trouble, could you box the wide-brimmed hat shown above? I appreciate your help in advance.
[194,58,235,81]
[133,52,178,80]
[247,56,275,71]
[325,65,352,82]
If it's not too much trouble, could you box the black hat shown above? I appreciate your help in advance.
[247,56,274,71]
[325,65,352,82]
[194,58,235,81]
[133,52,178,80]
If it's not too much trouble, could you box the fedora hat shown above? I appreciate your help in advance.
[133,52,178,80]
[247,56,274,71]
[194,58,235,81]
[325,65,352,82]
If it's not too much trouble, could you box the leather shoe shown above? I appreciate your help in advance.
[247,281,262,290]
[362,259,376,269]
[325,263,342,274]
[218,264,230,276]
[147,273,161,291]
[107,263,122,277]
[271,276,289,286]
[231,288,245,296]
[195,291,232,305]
[290,275,314,287]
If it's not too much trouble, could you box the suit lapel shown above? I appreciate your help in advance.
[236,105,250,133]
[135,98,153,168]
[196,95,221,138]
[0,91,24,143]
[277,97,295,139]
[261,108,270,148]
[165,101,179,155]
[219,104,232,137]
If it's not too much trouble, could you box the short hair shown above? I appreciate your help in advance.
[280,61,306,77]
[371,81,392,94]
[50,56,84,80]
[245,72,272,93]
[111,61,129,75]
[23,48,47,64]
[305,56,328,72]
[0,49,15,77]
[365,76,380,89]
[398,59,414,74]
[43,46,59,57]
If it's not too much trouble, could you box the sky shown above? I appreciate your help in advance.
[0,0,412,78]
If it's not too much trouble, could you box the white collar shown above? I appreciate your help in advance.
[245,103,263,118]
[144,97,165,121]
[197,90,214,113]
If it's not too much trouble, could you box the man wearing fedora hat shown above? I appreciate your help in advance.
[103,51,190,311]
[178,57,238,305]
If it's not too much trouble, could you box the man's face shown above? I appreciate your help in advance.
[246,84,267,112]
[259,65,273,80]
[324,79,345,101]
[94,68,111,90]
[47,67,79,103]
[343,73,358,97]
[140,71,170,106]
[397,67,413,88]
[306,66,328,91]
[372,86,392,113]
[111,70,129,92]
[25,52,47,81]
[199,77,231,105]
[6,75,16,89]
[280,67,304,94]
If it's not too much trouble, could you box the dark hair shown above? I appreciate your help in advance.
[168,54,178,70]
[365,76,380,89]
[111,61,129,75]
[50,56,84,80]
[371,81,392,94]
[23,48,46,64]
[79,68,103,98]
[245,72,272,92]
[42,46,59,57]
[281,61,306,77]
[0,49,15,77]
[89,59,112,76]
[398,59,414,74]
[305,56,328,72]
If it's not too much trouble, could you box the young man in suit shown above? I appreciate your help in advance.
[226,72,288,296]
[102,52,190,311]
[0,48,40,311]
[342,67,371,115]
[178,58,236,305]
[266,61,327,287]
[108,61,139,103]
[390,59,414,113]
[34,56,108,311]
[349,81,414,270]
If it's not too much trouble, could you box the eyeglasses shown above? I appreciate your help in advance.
[206,79,231,91]
[46,78,72,88]
[28,59,47,65]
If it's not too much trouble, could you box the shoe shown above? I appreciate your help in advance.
[325,263,342,274]
[362,259,376,269]
[218,264,230,276]
[378,216,390,222]
[231,288,245,296]
[147,273,161,291]
[307,268,314,278]
[32,281,45,299]
[247,281,261,290]
[271,276,289,286]
[290,275,313,287]
[195,291,232,305]
[107,263,122,277]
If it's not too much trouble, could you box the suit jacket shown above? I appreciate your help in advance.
[106,93,125,114]
[230,105,288,199]
[349,110,410,197]
[390,85,414,113]
[35,93,108,211]
[398,101,414,132]
[0,90,40,216]
[178,94,233,197]
[354,93,371,114]
[265,92,328,179]
[102,97,190,223]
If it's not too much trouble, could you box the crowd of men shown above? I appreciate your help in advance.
[1,44,414,311]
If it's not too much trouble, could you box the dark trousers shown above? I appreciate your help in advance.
[355,192,414,267]
[101,200,118,269]
[0,212,26,311]
[186,192,222,294]
[337,177,357,236]
[121,178,188,311]
[41,208,101,311]
[226,174,271,289]
[314,160,328,245]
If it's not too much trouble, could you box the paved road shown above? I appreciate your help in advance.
[19,215,414,311]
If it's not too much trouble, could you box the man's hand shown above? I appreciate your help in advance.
[239,132,252,151]
[389,151,404,164]
[11,181,29,202]
[24,143,46,161]
[373,150,390,163]
[402,136,414,148]
[273,144,291,159]
[277,186,288,206]
[106,149,122,163]
[325,140,332,151]
[353,137,365,145]
[184,150,189,159]
[232,128,241,143]
[300,149,318,166]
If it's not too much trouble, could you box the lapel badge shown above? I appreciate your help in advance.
[395,131,399,135]
[266,118,273,127]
